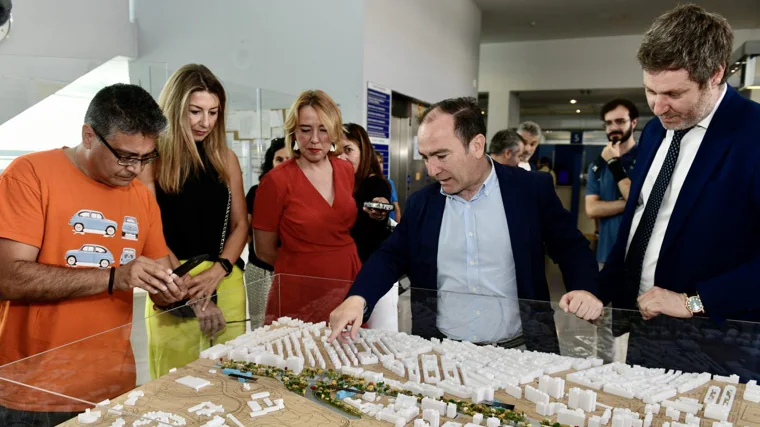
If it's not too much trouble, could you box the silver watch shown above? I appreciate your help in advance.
[685,294,704,314]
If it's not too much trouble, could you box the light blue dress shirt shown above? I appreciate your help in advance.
[436,158,522,343]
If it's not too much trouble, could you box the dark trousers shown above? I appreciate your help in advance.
[0,404,78,427]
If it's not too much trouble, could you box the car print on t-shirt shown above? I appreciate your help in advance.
[69,209,118,237]
[65,244,114,268]
[120,248,136,265]
[121,216,139,240]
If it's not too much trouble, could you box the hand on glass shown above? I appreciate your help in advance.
[637,286,692,320]
[364,197,390,222]
[559,290,603,321]
[186,263,226,311]
[327,296,366,343]
[192,300,227,339]
[601,142,622,161]
[113,256,186,303]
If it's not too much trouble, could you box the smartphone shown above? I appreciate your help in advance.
[172,254,210,277]
[363,201,395,211]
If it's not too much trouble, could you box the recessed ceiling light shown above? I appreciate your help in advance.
[570,99,577,104]
[576,109,581,113]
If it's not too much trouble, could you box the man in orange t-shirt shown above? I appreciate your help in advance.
[0,84,188,426]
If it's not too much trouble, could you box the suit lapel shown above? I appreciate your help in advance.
[630,126,666,214]
[660,86,740,256]
[495,164,530,296]
[616,122,666,246]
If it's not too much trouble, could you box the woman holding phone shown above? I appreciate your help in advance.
[337,123,392,262]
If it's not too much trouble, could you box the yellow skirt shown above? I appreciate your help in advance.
[144,260,246,380]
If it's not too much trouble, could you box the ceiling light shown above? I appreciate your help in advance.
[570,99,577,104]
[576,109,581,113]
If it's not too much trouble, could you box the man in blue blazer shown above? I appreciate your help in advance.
[328,97,603,349]
[600,5,760,378]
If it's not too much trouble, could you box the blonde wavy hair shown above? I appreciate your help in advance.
[285,90,343,158]
[156,64,229,193]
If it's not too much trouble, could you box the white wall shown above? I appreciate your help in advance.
[363,0,481,108]
[131,0,366,124]
[481,29,760,137]
[0,0,135,127]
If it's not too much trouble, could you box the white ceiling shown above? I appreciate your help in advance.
[474,0,760,43]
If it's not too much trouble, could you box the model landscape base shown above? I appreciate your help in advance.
[59,317,760,426]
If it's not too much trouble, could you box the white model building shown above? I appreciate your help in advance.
[423,408,440,427]
[713,374,740,384]
[744,380,760,403]
[539,375,565,399]
[525,385,550,405]
[665,406,681,421]
[568,387,597,412]
[557,408,585,427]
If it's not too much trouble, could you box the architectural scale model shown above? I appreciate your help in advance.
[59,317,760,427]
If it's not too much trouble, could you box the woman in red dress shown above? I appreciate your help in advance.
[252,90,361,323]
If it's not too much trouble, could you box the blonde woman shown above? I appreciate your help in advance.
[139,64,248,379]
[252,90,360,323]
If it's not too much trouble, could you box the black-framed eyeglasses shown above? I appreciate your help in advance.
[91,128,159,167]
[603,118,630,129]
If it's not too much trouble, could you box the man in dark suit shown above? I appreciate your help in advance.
[600,4,760,378]
[328,97,602,349]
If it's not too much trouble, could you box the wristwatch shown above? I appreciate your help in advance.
[684,293,705,315]
[217,257,233,277]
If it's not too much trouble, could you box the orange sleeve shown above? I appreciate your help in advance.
[252,172,285,233]
[0,158,44,248]
[140,190,170,260]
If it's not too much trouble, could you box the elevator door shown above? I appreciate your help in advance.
[389,103,429,210]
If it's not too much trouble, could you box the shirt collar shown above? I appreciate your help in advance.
[696,84,727,130]
[440,157,498,201]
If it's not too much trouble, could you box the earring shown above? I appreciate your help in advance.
[330,143,336,152]
[293,141,300,152]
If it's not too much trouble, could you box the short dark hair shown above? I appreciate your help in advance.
[600,99,640,121]
[260,138,286,180]
[419,97,486,150]
[489,129,524,155]
[637,4,733,87]
[84,83,167,139]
